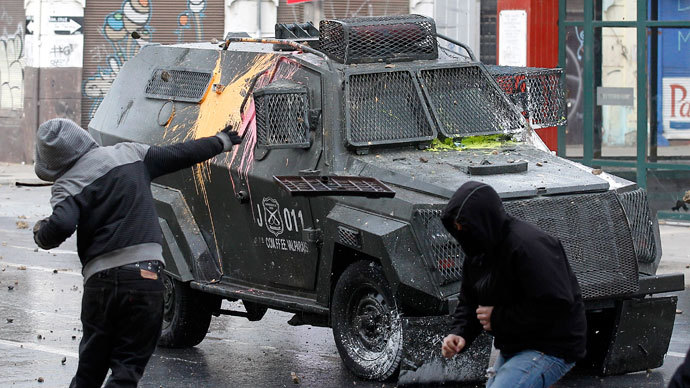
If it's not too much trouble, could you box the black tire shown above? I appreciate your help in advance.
[331,260,403,381]
[158,273,221,348]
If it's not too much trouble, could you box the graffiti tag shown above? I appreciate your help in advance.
[0,24,24,110]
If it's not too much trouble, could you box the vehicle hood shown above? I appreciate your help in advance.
[345,144,610,199]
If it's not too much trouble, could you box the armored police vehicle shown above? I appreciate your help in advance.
[88,15,684,383]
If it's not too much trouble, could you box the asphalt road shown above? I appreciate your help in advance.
[1,184,689,387]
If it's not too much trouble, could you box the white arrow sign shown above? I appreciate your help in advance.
[49,17,82,34]
[26,19,35,35]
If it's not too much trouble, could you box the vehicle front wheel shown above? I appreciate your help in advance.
[158,273,221,348]
[331,260,403,381]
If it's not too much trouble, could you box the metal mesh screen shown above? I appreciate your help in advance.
[319,15,438,64]
[487,65,566,129]
[414,191,639,299]
[616,189,658,264]
[418,66,525,138]
[275,175,395,197]
[504,192,639,300]
[255,92,310,148]
[144,69,213,102]
[338,226,362,249]
[413,209,465,285]
[346,71,436,147]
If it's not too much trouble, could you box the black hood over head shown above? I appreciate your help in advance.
[441,181,511,258]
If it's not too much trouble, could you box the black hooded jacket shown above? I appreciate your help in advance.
[441,181,587,362]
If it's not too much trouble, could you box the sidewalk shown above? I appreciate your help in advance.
[0,162,46,185]
[1,162,689,284]
[657,220,690,286]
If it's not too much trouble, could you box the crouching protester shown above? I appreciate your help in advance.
[32,119,241,387]
[439,181,587,388]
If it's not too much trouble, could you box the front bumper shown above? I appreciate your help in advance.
[398,272,684,385]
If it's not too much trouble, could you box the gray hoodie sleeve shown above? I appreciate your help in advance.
[35,193,80,250]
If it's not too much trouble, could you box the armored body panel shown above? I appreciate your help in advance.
[90,15,682,384]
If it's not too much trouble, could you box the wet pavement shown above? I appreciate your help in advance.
[1,183,690,387]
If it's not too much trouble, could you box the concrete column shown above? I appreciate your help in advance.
[21,0,84,163]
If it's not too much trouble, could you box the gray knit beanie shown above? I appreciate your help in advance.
[34,119,98,182]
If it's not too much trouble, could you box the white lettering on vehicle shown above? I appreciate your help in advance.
[256,236,310,254]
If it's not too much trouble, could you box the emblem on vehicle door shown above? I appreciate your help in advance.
[262,197,284,237]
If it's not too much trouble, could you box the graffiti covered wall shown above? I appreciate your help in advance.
[0,24,24,111]
[0,0,28,163]
[82,0,225,128]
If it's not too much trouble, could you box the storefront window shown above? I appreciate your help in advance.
[565,0,585,21]
[649,27,690,163]
[564,25,585,158]
[595,27,638,158]
[595,0,637,21]
[649,0,690,21]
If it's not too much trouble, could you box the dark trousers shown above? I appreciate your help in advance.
[70,263,164,388]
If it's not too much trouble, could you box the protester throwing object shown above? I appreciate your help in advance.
[440,181,587,388]
[32,118,241,387]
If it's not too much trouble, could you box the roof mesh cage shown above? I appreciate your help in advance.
[319,15,438,64]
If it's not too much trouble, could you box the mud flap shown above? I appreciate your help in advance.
[398,316,492,386]
[598,296,677,375]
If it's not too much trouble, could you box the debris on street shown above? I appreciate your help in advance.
[16,220,29,229]
[291,371,300,384]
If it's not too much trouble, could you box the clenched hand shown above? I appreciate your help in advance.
[476,305,494,331]
[441,334,466,359]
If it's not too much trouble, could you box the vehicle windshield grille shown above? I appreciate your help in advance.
[487,65,566,129]
[418,66,524,138]
[346,71,436,147]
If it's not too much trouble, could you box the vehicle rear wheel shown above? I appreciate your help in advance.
[331,260,403,381]
[158,273,221,348]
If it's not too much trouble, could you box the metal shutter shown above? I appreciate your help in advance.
[322,0,409,18]
[82,0,225,128]
[277,0,409,24]
[0,0,26,114]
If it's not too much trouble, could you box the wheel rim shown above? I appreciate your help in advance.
[162,274,175,329]
[344,283,401,360]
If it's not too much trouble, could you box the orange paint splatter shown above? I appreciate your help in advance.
[185,52,277,263]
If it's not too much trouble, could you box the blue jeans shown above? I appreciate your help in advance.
[486,350,575,388]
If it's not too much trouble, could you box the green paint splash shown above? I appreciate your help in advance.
[427,134,515,152]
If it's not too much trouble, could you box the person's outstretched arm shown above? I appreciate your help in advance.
[143,127,241,179]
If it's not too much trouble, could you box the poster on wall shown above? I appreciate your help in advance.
[498,10,527,67]
[662,77,690,140]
